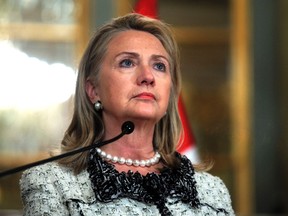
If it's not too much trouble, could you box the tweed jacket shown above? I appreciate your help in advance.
[20,161,235,215]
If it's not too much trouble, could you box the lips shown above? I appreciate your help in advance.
[134,92,156,100]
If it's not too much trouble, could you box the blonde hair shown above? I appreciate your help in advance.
[59,13,183,173]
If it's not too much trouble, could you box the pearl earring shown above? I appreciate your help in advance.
[94,101,103,111]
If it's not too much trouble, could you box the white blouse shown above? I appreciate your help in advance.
[20,161,235,215]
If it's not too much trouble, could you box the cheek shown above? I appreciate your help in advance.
[165,89,172,107]
[161,80,172,106]
[97,69,116,98]
[98,77,128,103]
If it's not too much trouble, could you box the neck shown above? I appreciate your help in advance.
[101,120,156,160]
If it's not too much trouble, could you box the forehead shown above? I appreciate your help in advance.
[107,30,168,56]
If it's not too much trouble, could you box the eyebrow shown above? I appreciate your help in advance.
[115,51,169,62]
[151,54,169,63]
[115,52,139,59]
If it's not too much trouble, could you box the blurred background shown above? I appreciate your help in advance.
[0,0,287,215]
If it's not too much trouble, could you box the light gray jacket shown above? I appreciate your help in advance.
[20,162,235,215]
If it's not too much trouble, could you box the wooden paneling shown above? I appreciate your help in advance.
[75,0,90,60]
[230,0,253,213]
[0,23,78,41]
[173,27,229,45]
[0,1,90,210]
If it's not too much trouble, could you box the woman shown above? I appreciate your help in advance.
[20,13,235,215]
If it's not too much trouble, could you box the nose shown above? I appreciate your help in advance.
[136,64,155,86]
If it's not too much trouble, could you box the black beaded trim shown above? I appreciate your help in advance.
[88,150,228,215]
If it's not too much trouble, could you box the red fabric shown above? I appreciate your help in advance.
[134,0,158,19]
[134,0,196,157]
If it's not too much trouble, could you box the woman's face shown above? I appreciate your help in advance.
[92,30,172,124]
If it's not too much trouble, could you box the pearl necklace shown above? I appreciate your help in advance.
[95,147,161,167]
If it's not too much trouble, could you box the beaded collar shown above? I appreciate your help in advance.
[88,150,228,215]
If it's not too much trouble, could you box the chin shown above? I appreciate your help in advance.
[125,107,164,121]
[134,113,165,123]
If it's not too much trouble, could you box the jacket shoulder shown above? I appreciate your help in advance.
[20,162,94,203]
[194,171,234,214]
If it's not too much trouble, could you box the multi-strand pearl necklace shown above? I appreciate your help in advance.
[95,147,161,167]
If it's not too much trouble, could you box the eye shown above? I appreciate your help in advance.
[119,59,134,68]
[154,62,166,72]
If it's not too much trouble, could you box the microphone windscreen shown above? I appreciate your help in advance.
[121,121,134,134]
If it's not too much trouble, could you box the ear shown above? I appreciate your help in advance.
[85,79,99,104]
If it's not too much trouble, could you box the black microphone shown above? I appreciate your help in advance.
[0,121,134,178]
[121,120,134,135]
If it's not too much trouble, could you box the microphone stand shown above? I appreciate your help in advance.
[0,121,134,178]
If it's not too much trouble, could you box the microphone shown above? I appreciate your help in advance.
[0,121,134,178]
[121,120,134,135]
